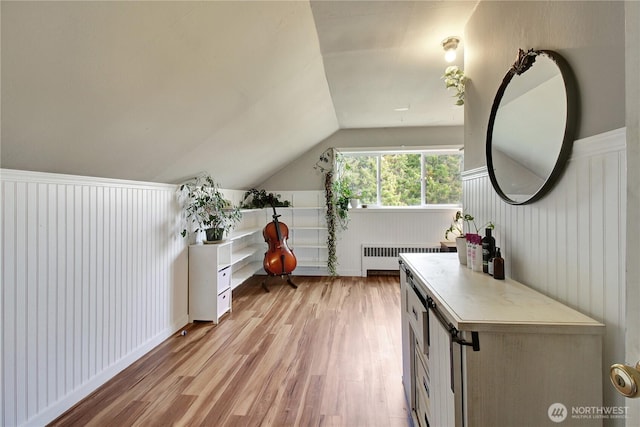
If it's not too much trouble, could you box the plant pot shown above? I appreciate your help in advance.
[205,228,224,242]
[455,236,467,265]
[349,198,360,209]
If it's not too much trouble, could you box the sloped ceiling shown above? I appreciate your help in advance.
[1,1,477,188]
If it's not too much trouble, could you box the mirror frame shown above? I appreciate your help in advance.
[486,49,579,205]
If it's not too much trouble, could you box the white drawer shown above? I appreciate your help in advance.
[406,283,428,354]
[217,266,231,293]
[217,288,231,318]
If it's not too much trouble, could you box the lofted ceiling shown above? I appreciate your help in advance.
[1,1,477,188]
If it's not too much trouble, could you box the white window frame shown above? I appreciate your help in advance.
[337,146,463,208]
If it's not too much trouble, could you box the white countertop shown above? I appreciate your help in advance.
[400,252,605,334]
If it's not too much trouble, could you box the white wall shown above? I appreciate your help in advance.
[0,169,189,426]
[463,1,626,172]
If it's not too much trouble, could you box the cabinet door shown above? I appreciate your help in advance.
[428,309,458,427]
[400,268,413,405]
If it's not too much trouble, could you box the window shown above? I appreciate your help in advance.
[337,149,463,207]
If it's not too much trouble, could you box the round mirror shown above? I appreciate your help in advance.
[486,49,579,205]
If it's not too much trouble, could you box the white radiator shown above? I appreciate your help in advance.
[361,243,441,276]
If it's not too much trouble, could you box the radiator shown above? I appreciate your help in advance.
[361,243,441,276]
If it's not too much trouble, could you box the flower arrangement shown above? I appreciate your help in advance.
[442,65,467,106]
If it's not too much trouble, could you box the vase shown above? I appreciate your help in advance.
[455,236,467,265]
[349,198,360,209]
[194,229,206,245]
[205,228,224,242]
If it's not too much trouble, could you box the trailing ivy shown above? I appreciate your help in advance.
[324,170,338,275]
[315,148,340,276]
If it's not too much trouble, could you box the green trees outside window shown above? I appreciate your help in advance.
[339,150,462,207]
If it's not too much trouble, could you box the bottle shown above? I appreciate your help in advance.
[482,228,495,273]
[470,234,482,271]
[493,247,504,280]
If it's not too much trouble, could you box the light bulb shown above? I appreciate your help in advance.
[444,49,457,63]
[442,36,460,63]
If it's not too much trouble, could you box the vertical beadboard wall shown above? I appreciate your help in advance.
[0,169,189,427]
[463,128,626,411]
[336,208,459,276]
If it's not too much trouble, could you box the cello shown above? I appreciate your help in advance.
[262,197,297,291]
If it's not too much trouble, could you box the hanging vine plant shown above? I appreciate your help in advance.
[315,147,344,276]
[324,170,338,275]
[442,65,467,106]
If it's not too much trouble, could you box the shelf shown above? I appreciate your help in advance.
[291,244,327,249]
[296,260,328,268]
[290,226,327,231]
[231,245,262,265]
[228,226,262,241]
[232,261,262,289]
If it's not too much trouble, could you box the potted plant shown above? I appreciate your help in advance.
[241,188,291,209]
[177,173,242,243]
[445,211,494,265]
[442,65,467,106]
[445,211,469,264]
[349,190,362,209]
[313,148,363,274]
[333,177,352,226]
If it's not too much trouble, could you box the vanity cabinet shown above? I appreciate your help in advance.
[400,253,604,427]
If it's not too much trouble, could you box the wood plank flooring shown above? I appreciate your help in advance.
[49,275,410,427]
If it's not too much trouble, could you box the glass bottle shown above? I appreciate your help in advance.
[482,228,495,273]
[493,247,505,280]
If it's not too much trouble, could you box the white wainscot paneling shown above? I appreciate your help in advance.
[336,208,459,276]
[1,169,188,427]
[462,128,627,419]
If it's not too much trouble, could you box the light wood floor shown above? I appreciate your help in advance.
[50,275,410,427]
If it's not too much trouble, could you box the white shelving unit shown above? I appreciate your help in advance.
[188,193,329,324]
[265,191,329,276]
[188,242,232,323]
[228,209,264,289]
[188,209,264,324]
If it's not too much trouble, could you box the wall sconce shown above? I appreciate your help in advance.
[442,36,460,63]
